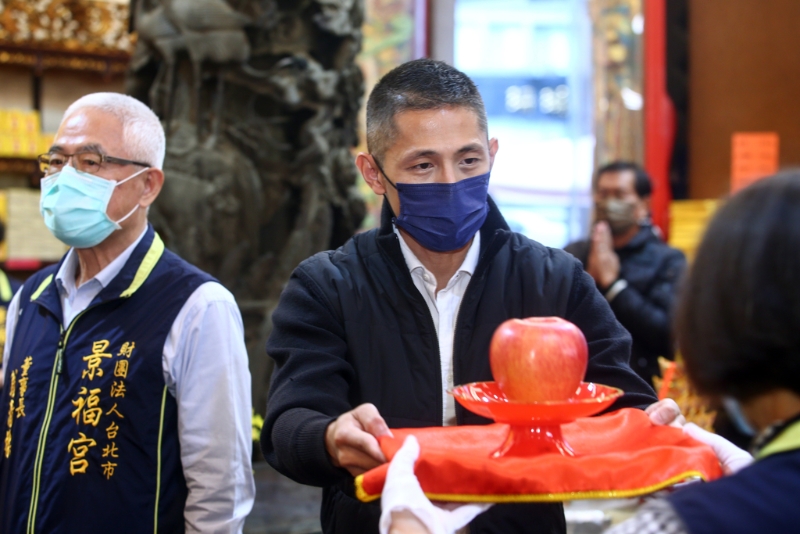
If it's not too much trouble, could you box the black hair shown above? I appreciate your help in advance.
[675,172,800,401]
[366,58,488,159]
[594,161,653,199]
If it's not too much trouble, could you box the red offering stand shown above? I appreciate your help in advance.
[451,382,622,458]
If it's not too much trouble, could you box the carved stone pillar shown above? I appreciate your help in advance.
[127,0,366,419]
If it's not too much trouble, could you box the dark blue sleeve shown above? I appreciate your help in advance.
[609,249,687,359]
[565,262,658,410]
[261,264,354,488]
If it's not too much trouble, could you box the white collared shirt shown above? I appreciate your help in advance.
[55,227,148,327]
[394,227,481,426]
[3,228,255,533]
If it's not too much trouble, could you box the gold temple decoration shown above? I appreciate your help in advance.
[0,0,133,74]
[589,0,644,165]
[653,356,717,432]
[669,200,719,263]
[0,157,37,175]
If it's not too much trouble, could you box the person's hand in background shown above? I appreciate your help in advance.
[586,221,621,289]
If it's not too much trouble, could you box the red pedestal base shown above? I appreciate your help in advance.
[450,382,623,458]
[492,424,575,458]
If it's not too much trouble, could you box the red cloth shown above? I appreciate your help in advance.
[356,408,722,503]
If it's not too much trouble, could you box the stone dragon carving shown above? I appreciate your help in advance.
[127,0,366,417]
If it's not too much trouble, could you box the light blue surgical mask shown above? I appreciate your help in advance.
[40,164,149,249]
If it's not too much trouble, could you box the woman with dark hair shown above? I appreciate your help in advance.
[606,171,800,533]
[381,172,800,534]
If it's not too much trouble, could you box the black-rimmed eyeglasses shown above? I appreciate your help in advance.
[38,152,151,175]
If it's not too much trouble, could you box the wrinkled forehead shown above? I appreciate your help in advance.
[389,107,489,154]
[394,106,486,136]
[48,142,106,155]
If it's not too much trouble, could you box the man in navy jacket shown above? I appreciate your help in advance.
[263,59,673,534]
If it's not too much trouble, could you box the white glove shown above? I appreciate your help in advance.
[683,423,753,475]
[379,435,492,534]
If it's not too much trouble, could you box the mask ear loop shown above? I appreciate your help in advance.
[371,157,397,190]
[372,157,404,225]
[115,166,150,187]
[111,166,150,226]
[113,202,140,226]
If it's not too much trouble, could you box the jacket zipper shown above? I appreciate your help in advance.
[26,310,89,534]
[451,275,478,425]
[391,233,447,426]
[434,326,445,426]
[451,233,498,425]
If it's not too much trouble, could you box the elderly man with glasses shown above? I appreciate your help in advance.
[0,93,255,533]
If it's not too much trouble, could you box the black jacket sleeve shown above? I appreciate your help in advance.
[261,262,354,488]
[565,262,658,410]
[563,239,589,266]
[610,249,686,358]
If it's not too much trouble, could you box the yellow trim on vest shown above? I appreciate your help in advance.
[26,318,71,533]
[756,420,800,461]
[27,234,165,533]
[30,274,53,302]
[154,385,168,534]
[354,470,708,504]
[121,233,165,299]
[0,269,12,302]
[27,327,62,534]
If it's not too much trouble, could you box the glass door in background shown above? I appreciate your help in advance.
[455,0,594,248]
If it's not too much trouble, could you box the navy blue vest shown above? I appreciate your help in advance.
[0,226,214,534]
[669,421,800,534]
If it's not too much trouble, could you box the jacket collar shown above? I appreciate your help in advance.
[754,412,800,460]
[55,226,148,298]
[32,225,165,320]
[616,225,659,253]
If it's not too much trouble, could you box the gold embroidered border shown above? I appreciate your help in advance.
[354,470,709,504]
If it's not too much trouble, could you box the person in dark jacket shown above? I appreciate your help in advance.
[263,59,677,534]
[565,162,686,387]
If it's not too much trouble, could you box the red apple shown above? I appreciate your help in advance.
[490,317,588,402]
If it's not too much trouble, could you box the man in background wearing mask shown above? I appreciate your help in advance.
[565,162,686,388]
[0,93,254,532]
[262,60,679,534]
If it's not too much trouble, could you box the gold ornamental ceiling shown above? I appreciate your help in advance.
[0,0,134,74]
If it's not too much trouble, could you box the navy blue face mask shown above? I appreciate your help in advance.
[376,161,490,252]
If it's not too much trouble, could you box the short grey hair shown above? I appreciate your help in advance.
[62,92,166,169]
[366,59,488,160]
